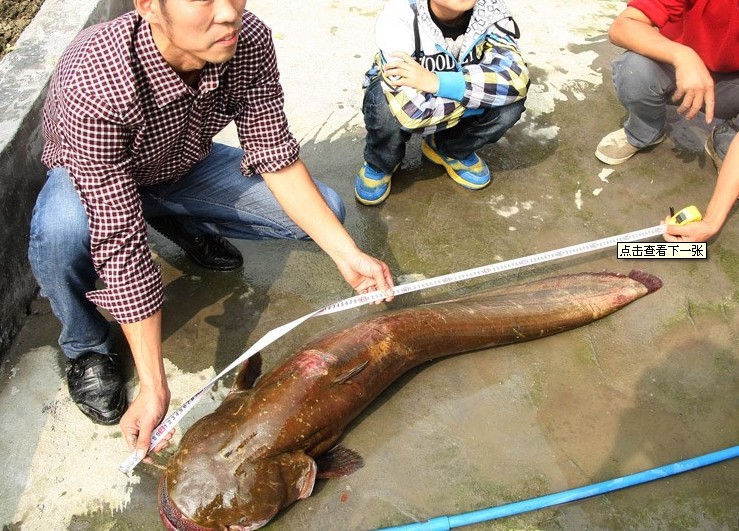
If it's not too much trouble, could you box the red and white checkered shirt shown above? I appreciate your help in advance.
[41,11,299,323]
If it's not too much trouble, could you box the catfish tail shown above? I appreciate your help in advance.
[628,270,663,293]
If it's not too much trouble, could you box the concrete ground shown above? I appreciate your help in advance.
[1,1,738,530]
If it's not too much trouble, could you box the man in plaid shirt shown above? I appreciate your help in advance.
[28,0,394,460]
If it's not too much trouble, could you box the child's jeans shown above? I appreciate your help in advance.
[362,76,525,174]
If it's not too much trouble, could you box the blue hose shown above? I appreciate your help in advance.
[376,445,739,531]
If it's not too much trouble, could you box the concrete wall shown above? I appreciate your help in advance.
[0,0,130,355]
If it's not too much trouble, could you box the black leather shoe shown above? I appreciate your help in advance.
[66,353,127,425]
[148,216,243,271]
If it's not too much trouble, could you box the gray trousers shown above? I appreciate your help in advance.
[612,51,739,158]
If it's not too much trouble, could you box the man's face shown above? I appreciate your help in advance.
[149,0,247,73]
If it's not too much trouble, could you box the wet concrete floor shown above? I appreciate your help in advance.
[1,1,737,530]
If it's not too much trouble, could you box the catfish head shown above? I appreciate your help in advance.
[159,446,317,530]
[158,354,319,530]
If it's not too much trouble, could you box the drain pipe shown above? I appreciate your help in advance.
[376,445,739,531]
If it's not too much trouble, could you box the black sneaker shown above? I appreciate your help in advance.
[66,353,127,425]
[148,216,243,271]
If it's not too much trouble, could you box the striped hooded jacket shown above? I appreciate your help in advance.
[366,0,530,134]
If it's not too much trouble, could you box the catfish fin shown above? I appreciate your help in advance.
[274,451,318,500]
[332,360,369,385]
[229,451,317,528]
[232,352,263,391]
[315,445,365,479]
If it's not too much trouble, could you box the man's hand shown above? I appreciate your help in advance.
[663,135,739,244]
[120,383,172,463]
[120,311,171,463]
[662,216,717,243]
[335,248,395,303]
[262,160,395,303]
[383,52,439,93]
[671,47,715,122]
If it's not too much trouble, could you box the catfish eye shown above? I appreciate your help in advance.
[239,517,248,525]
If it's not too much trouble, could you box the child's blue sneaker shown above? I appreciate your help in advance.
[354,162,393,206]
[421,137,491,189]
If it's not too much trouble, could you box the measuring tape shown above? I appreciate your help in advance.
[669,205,702,225]
[119,220,677,474]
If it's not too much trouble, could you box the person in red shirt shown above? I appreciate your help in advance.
[28,0,394,461]
[594,0,738,241]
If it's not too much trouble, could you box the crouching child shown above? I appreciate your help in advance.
[355,0,530,205]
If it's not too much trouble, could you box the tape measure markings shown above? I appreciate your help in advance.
[119,223,667,474]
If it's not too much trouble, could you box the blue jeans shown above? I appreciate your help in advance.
[613,51,739,157]
[362,76,526,173]
[28,143,345,359]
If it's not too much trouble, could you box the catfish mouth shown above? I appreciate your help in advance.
[159,474,216,531]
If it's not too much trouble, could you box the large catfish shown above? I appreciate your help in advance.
[159,270,662,530]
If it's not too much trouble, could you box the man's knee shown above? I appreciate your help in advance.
[713,73,739,120]
[30,169,90,256]
[612,51,670,104]
[319,184,346,223]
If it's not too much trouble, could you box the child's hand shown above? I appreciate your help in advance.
[383,52,439,94]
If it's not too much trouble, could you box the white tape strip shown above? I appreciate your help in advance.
[119,223,667,474]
